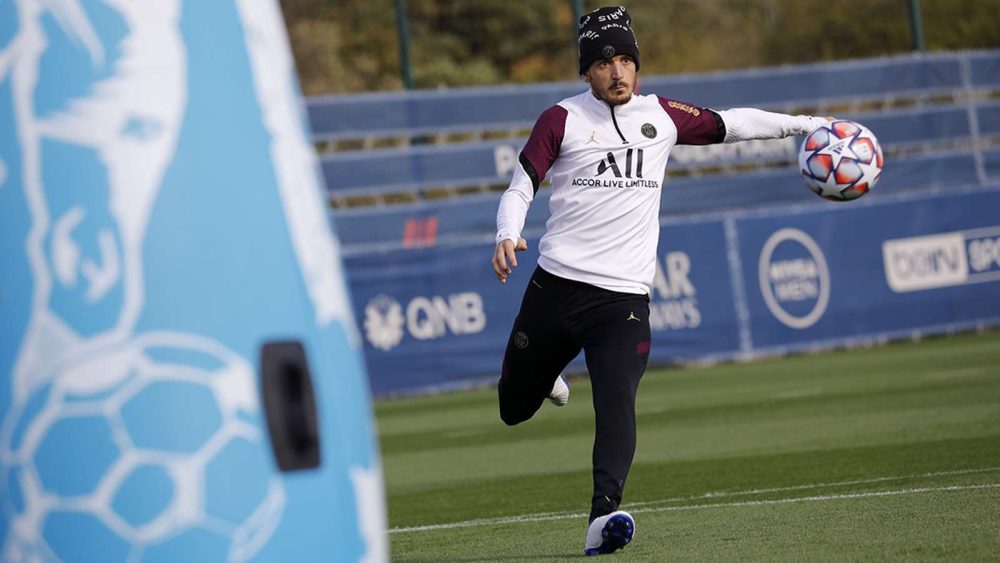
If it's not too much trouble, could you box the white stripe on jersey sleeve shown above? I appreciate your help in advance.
[718,108,828,143]
[495,164,534,245]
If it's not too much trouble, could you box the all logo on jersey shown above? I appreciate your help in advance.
[571,148,659,188]
[597,149,643,178]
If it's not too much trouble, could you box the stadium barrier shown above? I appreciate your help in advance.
[332,148,995,252]
[306,50,1000,395]
[320,102,998,198]
[347,187,1000,396]
[307,51,997,144]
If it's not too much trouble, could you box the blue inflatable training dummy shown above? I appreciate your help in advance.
[0,1,386,561]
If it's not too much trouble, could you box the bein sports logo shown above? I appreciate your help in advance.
[758,228,831,330]
[882,227,1000,293]
[363,293,487,351]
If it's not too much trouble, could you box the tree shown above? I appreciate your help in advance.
[280,0,1000,96]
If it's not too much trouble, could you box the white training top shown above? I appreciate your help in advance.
[496,90,826,295]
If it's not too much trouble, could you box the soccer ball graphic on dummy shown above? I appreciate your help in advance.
[799,120,883,201]
[1,333,285,562]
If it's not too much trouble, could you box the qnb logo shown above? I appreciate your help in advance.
[758,228,831,329]
[363,292,487,351]
[597,149,644,178]
[364,295,406,351]
[882,227,1000,293]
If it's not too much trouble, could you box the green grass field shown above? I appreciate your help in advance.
[375,330,1000,561]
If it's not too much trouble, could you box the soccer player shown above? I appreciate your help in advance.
[491,5,830,556]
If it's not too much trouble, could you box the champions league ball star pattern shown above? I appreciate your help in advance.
[799,120,883,201]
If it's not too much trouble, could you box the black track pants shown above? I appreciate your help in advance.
[498,266,651,515]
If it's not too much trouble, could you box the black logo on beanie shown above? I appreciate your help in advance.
[578,6,640,74]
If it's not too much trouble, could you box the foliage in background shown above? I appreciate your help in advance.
[282,0,1000,96]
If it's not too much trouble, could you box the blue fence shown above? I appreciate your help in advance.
[320,102,999,198]
[331,148,998,252]
[307,51,998,143]
[346,188,1000,396]
[307,50,1000,396]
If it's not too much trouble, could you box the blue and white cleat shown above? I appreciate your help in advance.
[548,375,570,406]
[584,510,635,556]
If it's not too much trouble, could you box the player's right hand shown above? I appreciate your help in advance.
[492,237,528,284]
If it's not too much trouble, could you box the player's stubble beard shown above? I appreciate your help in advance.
[586,70,634,106]
[597,79,633,106]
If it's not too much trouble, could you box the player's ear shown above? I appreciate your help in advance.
[582,70,592,85]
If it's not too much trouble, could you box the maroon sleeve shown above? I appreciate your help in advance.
[519,105,567,193]
[658,96,726,145]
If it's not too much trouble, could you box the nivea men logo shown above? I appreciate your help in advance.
[882,227,1000,293]
[758,228,831,329]
[597,149,643,178]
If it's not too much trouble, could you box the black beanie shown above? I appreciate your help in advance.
[578,6,640,75]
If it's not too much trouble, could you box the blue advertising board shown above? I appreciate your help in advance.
[737,190,1000,352]
[646,220,743,362]
[347,188,1000,395]
[347,218,744,394]
[347,242,528,395]
[0,2,385,561]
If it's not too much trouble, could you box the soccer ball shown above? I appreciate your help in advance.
[799,120,883,201]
